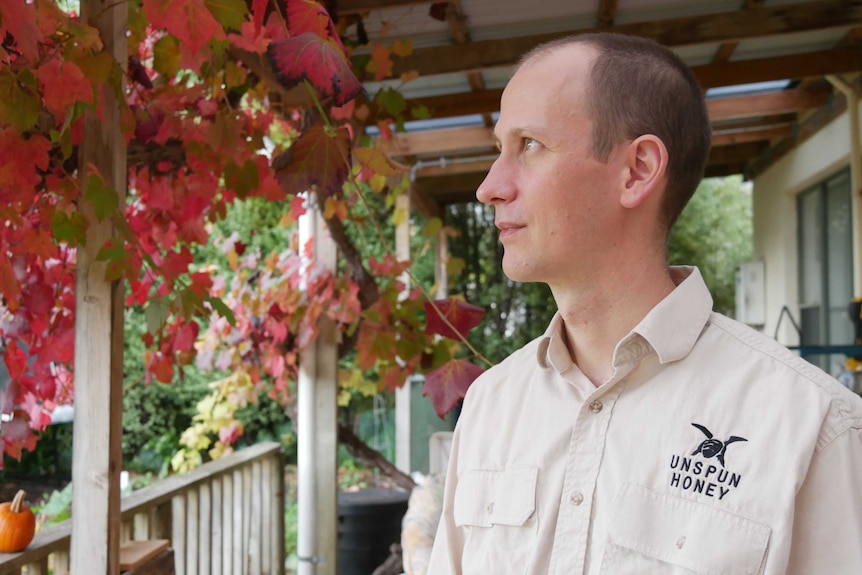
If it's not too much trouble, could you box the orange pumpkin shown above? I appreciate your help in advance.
[0,490,35,553]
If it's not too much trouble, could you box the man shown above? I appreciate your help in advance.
[427,33,862,574]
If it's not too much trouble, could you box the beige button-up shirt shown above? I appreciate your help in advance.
[428,267,862,574]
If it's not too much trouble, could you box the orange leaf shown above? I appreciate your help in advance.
[392,39,412,57]
[368,43,392,81]
[353,147,407,176]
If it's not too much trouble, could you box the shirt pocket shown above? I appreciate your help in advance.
[600,483,771,575]
[453,466,538,575]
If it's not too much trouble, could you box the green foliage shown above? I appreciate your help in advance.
[668,176,753,316]
[0,422,73,478]
[33,482,74,525]
[447,202,557,363]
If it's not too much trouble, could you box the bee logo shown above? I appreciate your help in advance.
[690,423,747,467]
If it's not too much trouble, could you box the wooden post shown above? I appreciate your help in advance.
[297,202,338,575]
[394,193,412,473]
[71,0,127,573]
[435,224,449,299]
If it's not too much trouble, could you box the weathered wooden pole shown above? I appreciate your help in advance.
[297,198,339,575]
[71,0,127,573]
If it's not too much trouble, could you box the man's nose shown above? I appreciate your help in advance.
[476,156,514,205]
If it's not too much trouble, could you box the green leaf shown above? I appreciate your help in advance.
[154,34,180,78]
[206,295,236,326]
[422,217,443,238]
[446,256,465,277]
[0,70,40,132]
[95,240,129,281]
[84,173,119,221]
[205,0,248,30]
[51,210,89,247]
[411,105,431,120]
[146,298,169,334]
[375,87,406,117]
[224,158,259,199]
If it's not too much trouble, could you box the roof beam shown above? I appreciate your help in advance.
[364,0,862,78]
[706,88,830,121]
[711,125,793,146]
[338,0,430,15]
[383,89,829,156]
[403,48,862,120]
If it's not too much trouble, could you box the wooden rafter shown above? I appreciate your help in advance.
[712,0,768,63]
[596,0,618,28]
[400,49,862,122]
[383,89,829,157]
[360,0,862,78]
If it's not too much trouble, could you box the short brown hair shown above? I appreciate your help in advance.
[522,33,712,231]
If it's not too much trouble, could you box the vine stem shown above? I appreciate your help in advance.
[302,81,493,368]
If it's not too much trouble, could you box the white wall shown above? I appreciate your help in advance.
[751,101,858,346]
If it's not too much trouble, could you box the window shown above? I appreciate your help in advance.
[797,168,854,375]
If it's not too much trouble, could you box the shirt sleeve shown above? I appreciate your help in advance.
[787,426,862,574]
[426,424,465,574]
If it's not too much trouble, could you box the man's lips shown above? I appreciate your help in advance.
[496,222,524,240]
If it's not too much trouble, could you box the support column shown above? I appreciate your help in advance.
[394,193,412,474]
[827,75,862,295]
[297,200,339,575]
[71,1,127,573]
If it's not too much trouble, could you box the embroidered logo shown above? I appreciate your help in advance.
[668,422,748,501]
[690,423,747,467]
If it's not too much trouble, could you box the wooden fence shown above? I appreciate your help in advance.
[0,441,285,575]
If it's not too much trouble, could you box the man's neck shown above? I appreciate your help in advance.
[552,264,676,386]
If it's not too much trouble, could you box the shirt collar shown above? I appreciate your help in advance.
[631,266,714,364]
[537,266,714,370]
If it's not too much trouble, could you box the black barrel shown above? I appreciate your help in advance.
[337,488,410,575]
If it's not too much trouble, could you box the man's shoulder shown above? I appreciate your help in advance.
[704,312,862,429]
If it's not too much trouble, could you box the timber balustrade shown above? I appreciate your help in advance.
[0,441,285,575]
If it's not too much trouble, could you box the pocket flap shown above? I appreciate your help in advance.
[608,483,770,575]
[454,467,538,528]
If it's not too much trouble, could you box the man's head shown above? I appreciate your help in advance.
[521,33,712,231]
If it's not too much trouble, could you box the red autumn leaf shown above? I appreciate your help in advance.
[423,359,483,418]
[150,353,174,383]
[0,0,41,62]
[22,281,54,317]
[163,246,194,279]
[0,410,39,461]
[34,60,94,119]
[286,0,343,50]
[251,0,268,35]
[3,339,28,380]
[273,123,350,198]
[266,33,362,106]
[143,0,226,55]
[173,321,200,353]
[424,298,486,341]
[0,252,21,303]
[0,130,52,192]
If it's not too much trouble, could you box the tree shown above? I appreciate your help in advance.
[0,0,487,468]
[668,176,753,316]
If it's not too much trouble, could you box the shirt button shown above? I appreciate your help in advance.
[486,502,495,514]
[589,400,603,413]
[676,536,686,549]
[569,492,584,506]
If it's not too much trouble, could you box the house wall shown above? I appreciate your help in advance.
[751,101,859,347]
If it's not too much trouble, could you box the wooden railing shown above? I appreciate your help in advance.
[0,441,285,575]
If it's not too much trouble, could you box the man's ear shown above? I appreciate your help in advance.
[620,135,668,209]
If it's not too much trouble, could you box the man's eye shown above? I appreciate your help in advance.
[524,138,539,151]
